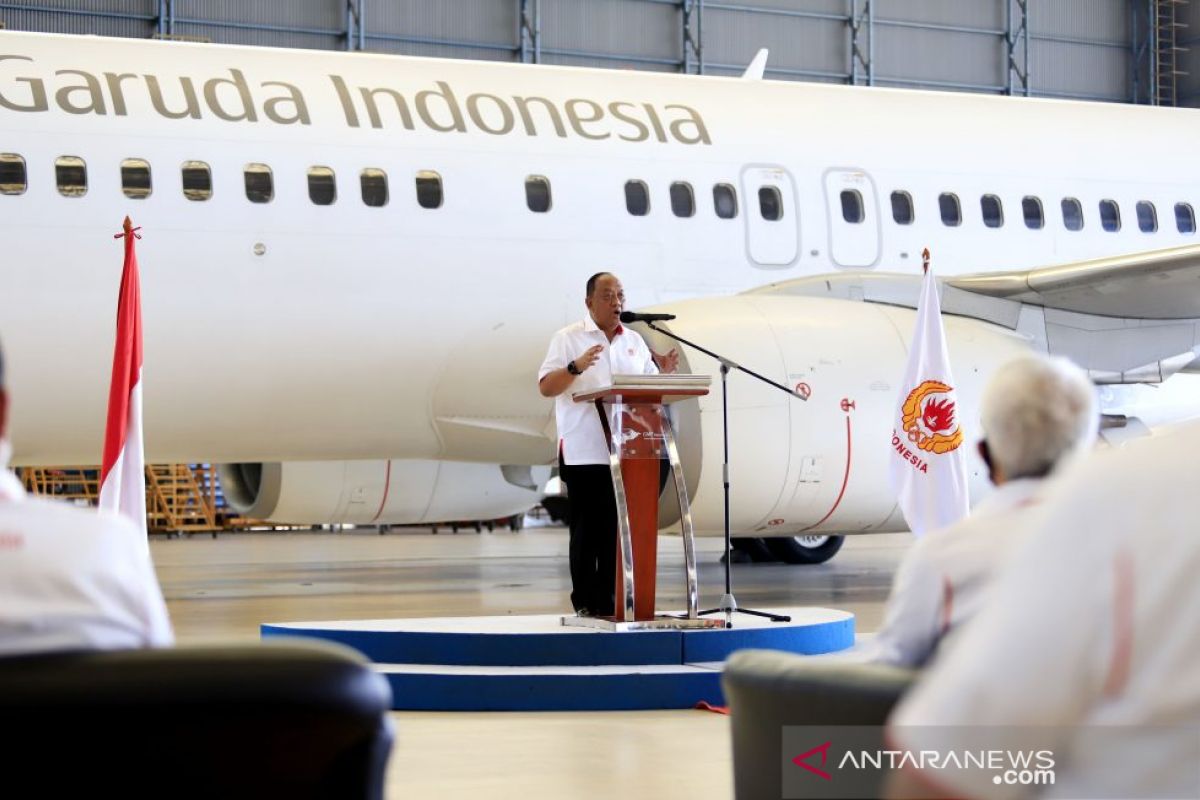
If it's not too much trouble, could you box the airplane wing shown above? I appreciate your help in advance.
[748,245,1200,382]
[946,244,1200,320]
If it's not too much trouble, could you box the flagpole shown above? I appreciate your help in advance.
[888,247,971,537]
[99,216,149,551]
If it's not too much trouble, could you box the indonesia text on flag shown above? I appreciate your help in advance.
[99,216,148,553]
[888,252,970,537]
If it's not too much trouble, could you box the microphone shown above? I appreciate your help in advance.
[619,310,676,324]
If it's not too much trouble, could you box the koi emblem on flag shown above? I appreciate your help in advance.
[900,380,963,455]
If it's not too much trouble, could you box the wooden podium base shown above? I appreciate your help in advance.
[572,375,712,625]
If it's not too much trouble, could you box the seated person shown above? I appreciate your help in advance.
[886,418,1200,799]
[0,339,173,655]
[870,355,1096,667]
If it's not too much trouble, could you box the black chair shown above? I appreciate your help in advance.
[722,649,916,800]
[0,638,393,799]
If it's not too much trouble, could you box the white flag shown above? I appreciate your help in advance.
[889,256,969,536]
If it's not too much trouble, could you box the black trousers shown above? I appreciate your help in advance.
[559,459,671,615]
[559,462,617,615]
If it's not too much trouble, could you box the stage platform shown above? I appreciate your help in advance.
[262,607,855,711]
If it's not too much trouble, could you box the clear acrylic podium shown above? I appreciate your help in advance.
[563,374,724,632]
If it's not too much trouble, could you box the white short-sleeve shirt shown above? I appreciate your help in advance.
[538,316,658,465]
[0,467,175,655]
[889,424,1200,800]
[870,478,1042,668]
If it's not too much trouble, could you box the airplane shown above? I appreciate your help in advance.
[1,29,1199,564]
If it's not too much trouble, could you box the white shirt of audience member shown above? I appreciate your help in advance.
[870,477,1042,668]
[0,452,174,655]
[889,423,1200,800]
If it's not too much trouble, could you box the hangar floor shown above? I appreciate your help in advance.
[155,526,909,799]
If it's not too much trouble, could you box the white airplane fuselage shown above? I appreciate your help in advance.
[1,31,1197,531]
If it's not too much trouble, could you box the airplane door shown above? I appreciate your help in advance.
[741,165,799,267]
[823,168,881,268]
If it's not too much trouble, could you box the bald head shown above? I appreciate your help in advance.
[584,272,624,336]
[979,355,1097,482]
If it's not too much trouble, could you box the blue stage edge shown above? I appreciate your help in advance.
[262,607,855,711]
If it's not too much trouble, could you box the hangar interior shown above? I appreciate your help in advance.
[2,3,1198,800]
[1,0,1196,106]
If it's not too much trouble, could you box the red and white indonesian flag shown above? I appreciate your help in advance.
[889,252,969,536]
[99,217,148,551]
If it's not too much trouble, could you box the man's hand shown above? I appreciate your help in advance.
[573,345,604,374]
[653,348,680,374]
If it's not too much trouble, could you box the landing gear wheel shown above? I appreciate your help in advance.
[541,497,569,524]
[730,537,776,563]
[764,535,845,565]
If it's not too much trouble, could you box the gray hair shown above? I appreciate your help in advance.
[979,355,1097,480]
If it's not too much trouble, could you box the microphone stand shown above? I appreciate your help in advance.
[646,320,807,628]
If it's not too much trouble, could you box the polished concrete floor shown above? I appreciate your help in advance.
[155,523,909,800]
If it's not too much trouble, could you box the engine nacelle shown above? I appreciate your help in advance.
[641,294,1033,536]
[218,459,547,525]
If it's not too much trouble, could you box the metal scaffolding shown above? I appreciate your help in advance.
[518,0,541,64]
[1133,0,1191,105]
[1005,0,1030,96]
[682,0,704,74]
[1155,0,1189,104]
[849,0,875,86]
[345,0,365,51]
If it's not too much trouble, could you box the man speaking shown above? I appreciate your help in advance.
[538,273,677,617]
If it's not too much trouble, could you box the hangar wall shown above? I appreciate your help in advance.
[0,0,1191,106]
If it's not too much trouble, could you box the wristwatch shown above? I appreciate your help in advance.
[566,360,581,376]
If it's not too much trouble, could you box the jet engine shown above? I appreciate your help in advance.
[640,294,1034,536]
[217,459,548,526]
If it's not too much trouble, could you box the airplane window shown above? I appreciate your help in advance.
[1175,203,1196,234]
[840,189,864,224]
[525,175,551,213]
[244,163,273,203]
[307,166,336,206]
[938,192,961,226]
[1099,199,1121,232]
[0,153,27,195]
[55,156,87,198]
[416,170,443,209]
[1022,196,1044,230]
[670,181,695,218]
[758,186,783,221]
[980,194,1003,228]
[625,180,649,216]
[120,159,152,200]
[890,191,914,225]
[182,161,212,201]
[1061,197,1083,231]
[360,168,388,207]
[713,183,737,219]
[1136,201,1157,233]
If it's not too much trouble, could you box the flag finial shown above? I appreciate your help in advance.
[921,247,931,275]
[115,217,142,240]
